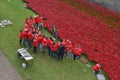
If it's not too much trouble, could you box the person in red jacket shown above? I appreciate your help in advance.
[28,16,35,28]
[73,46,82,60]
[93,63,101,74]
[34,15,43,30]
[24,24,30,33]
[57,43,66,61]
[32,27,37,34]
[38,16,43,30]
[19,30,23,46]
[42,36,48,54]
[61,39,67,47]
[50,42,58,58]
[37,34,43,51]
[50,42,54,57]
[34,15,39,27]
[47,37,54,56]
[33,37,38,53]
[66,40,73,59]
[55,41,61,49]
[52,42,59,59]
[65,39,71,46]
[22,30,28,48]
[25,18,29,25]
[27,31,33,49]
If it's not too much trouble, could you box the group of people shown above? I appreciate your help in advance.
[19,15,101,73]
[19,15,83,61]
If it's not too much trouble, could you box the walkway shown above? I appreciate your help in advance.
[0,50,23,80]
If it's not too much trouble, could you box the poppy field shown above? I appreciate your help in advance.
[26,0,120,79]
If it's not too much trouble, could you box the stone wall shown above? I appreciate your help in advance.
[88,0,120,13]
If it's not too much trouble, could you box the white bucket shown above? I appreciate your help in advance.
[22,63,27,69]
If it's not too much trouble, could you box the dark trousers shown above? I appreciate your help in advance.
[19,39,22,46]
[35,22,42,30]
[42,46,46,54]
[53,32,57,39]
[28,39,33,49]
[39,24,42,30]
[73,54,80,60]
[95,70,100,74]
[33,46,37,53]
[58,53,64,61]
[53,51,57,59]
[47,46,51,56]
[51,50,54,58]
[35,22,39,28]
[23,39,27,48]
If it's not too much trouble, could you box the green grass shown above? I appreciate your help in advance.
[0,0,109,80]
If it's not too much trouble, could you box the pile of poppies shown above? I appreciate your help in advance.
[25,0,120,79]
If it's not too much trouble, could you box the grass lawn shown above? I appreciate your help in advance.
[0,0,109,80]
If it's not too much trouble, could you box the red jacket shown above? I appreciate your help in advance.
[23,31,27,39]
[33,38,38,47]
[37,35,43,43]
[66,44,73,52]
[25,19,30,25]
[62,41,67,47]
[47,39,53,47]
[50,44,58,51]
[35,16,40,23]
[55,42,61,49]
[73,47,82,56]
[42,38,48,47]
[19,31,23,39]
[65,39,71,46]
[35,16,43,23]
[39,18,43,23]
[93,64,100,71]
[29,21,34,27]
[27,31,33,40]
[24,26,30,33]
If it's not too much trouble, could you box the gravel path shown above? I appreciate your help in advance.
[0,50,23,80]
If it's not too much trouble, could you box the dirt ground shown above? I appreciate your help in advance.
[0,50,23,80]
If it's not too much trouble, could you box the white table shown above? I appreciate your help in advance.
[17,48,33,66]
[97,74,105,80]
